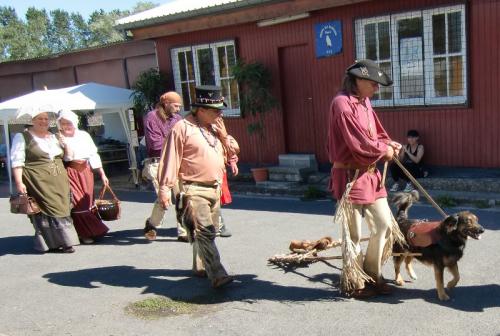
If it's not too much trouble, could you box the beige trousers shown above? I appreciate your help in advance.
[348,197,392,283]
[143,160,187,237]
[182,183,227,280]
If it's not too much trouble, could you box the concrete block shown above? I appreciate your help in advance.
[278,154,318,170]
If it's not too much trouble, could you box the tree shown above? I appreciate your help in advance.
[71,13,91,49]
[25,8,50,58]
[0,6,27,61]
[0,2,160,62]
[48,9,76,53]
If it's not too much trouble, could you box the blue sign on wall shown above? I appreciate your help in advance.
[314,20,342,58]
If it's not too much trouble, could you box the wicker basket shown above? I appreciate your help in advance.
[95,184,121,221]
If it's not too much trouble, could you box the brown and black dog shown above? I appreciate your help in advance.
[392,191,484,301]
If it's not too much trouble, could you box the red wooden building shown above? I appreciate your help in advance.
[116,0,500,168]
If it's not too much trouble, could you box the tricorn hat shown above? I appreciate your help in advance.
[191,85,227,110]
[346,59,393,86]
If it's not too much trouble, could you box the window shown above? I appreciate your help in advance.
[171,40,240,117]
[355,4,467,107]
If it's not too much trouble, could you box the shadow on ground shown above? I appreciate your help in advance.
[370,283,500,312]
[43,266,343,305]
[42,264,500,312]
[0,235,40,256]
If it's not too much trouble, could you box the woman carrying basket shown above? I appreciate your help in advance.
[57,110,109,244]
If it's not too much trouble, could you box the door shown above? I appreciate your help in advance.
[279,44,315,153]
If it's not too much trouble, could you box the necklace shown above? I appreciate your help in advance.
[195,117,218,150]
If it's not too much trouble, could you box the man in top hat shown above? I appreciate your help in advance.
[327,59,404,298]
[157,85,239,288]
[142,91,188,242]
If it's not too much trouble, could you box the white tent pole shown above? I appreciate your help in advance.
[2,118,13,194]
[118,108,138,186]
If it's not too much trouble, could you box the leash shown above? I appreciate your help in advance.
[392,156,448,218]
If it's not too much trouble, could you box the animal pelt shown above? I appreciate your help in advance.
[175,192,197,243]
[391,191,485,301]
[289,236,334,252]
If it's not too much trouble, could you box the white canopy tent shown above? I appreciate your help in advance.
[0,82,138,194]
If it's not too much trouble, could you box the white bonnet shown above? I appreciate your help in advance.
[57,109,79,128]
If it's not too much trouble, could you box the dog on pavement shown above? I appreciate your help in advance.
[392,191,485,301]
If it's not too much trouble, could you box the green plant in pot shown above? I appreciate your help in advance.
[232,60,278,182]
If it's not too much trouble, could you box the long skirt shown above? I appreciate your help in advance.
[66,161,109,239]
[30,213,79,252]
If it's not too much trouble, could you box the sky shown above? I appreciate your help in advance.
[1,0,168,19]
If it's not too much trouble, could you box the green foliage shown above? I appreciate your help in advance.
[435,195,457,208]
[232,60,278,120]
[302,185,327,200]
[131,68,168,116]
[0,2,158,62]
[231,59,278,165]
[473,200,490,209]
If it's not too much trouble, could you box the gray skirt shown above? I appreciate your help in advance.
[29,213,79,252]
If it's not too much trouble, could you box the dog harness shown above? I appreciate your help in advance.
[407,221,441,247]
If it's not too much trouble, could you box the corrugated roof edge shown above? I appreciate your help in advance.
[114,0,283,31]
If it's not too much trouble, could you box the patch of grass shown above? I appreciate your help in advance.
[126,296,200,319]
[435,195,457,208]
[302,186,327,200]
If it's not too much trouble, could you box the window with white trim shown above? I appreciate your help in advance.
[171,40,240,116]
[355,4,467,107]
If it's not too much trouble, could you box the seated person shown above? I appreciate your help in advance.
[390,129,426,192]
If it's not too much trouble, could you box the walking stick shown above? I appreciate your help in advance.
[392,157,448,218]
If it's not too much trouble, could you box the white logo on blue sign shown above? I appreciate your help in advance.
[315,20,342,58]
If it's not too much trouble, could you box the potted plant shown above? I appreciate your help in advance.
[232,60,278,182]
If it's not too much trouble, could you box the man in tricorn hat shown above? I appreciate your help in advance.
[157,85,239,288]
[328,59,404,298]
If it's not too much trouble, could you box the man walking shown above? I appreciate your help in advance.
[157,85,238,288]
[142,91,188,242]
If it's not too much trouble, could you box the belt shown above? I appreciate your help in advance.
[144,157,161,164]
[183,181,219,189]
[333,162,376,173]
[65,160,88,171]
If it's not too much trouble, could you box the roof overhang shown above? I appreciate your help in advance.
[116,0,371,40]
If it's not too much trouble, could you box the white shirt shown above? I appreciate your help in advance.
[10,132,64,168]
[63,130,103,169]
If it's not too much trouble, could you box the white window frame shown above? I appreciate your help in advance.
[355,4,467,107]
[391,10,426,106]
[171,40,240,117]
[423,4,467,105]
[172,46,196,115]
[355,15,394,107]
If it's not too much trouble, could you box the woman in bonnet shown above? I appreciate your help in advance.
[10,111,79,253]
[57,109,109,244]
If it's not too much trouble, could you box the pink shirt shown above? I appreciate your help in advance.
[327,93,391,204]
[157,117,238,189]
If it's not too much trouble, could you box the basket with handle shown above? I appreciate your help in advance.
[95,184,121,221]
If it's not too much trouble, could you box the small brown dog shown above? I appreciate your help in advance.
[392,191,485,301]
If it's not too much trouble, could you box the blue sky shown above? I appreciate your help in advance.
[2,0,167,20]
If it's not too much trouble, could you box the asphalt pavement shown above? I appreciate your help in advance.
[1,191,499,336]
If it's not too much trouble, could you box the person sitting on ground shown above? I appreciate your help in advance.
[389,129,426,192]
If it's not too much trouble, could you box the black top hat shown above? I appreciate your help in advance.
[346,59,393,86]
[191,85,227,110]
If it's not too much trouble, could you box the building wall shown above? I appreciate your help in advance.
[0,40,157,99]
[154,0,500,168]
